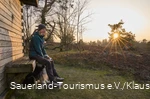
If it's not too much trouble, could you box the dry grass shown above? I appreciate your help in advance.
[11,64,150,99]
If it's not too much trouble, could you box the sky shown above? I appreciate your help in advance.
[83,0,150,42]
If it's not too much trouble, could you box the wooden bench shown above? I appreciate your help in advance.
[0,57,36,99]
[6,57,36,73]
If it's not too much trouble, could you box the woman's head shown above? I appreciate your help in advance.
[38,24,46,36]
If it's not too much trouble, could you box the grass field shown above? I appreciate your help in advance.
[11,63,150,99]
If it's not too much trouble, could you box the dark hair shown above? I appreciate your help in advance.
[38,24,46,31]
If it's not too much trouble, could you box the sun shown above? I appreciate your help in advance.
[113,33,119,39]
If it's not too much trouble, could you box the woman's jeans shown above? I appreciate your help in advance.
[30,55,59,82]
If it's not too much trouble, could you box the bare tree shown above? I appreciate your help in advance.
[76,0,90,43]
[76,0,92,51]
[22,5,34,53]
[22,0,91,52]
[32,0,57,41]
[53,0,76,51]
[53,0,91,51]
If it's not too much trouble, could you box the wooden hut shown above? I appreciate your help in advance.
[0,0,38,96]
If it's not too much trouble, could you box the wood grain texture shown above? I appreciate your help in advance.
[0,50,23,60]
[0,47,23,54]
[0,0,23,95]
[0,7,22,29]
[0,0,21,21]
[0,41,23,47]
[0,14,22,31]
[6,57,36,73]
[0,21,22,36]
[0,53,24,67]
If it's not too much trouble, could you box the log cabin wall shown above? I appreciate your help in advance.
[0,0,24,94]
[0,0,38,94]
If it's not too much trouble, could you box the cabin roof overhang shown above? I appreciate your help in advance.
[20,0,38,7]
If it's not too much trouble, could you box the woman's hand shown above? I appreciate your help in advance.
[44,55,50,59]
[44,55,53,61]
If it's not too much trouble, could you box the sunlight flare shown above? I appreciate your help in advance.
[113,33,119,39]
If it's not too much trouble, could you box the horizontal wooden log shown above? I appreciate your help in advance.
[0,30,22,39]
[0,27,8,35]
[0,28,22,40]
[0,21,22,36]
[0,50,23,60]
[0,5,22,29]
[0,0,21,21]
[0,7,22,29]
[10,0,22,11]
[0,41,23,47]
[0,53,24,67]
[0,14,22,31]
[0,34,23,42]
[10,0,22,15]
[6,57,36,73]
[0,33,22,41]
[0,47,23,54]
[0,19,22,35]
[0,8,21,31]
[8,31,23,38]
